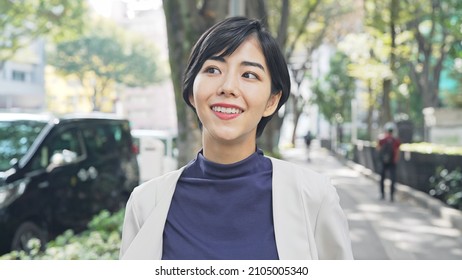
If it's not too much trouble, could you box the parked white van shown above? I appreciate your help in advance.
[131,129,177,182]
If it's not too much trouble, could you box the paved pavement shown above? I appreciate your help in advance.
[281,140,462,260]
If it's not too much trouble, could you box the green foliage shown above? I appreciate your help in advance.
[446,46,462,108]
[429,167,462,210]
[0,209,125,260]
[48,18,164,110]
[445,93,462,108]
[0,0,88,62]
[361,0,462,123]
[311,51,355,124]
[400,142,462,155]
[49,19,164,87]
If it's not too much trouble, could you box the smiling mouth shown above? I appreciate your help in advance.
[211,106,243,114]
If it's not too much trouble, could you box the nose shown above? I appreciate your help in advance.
[218,73,240,97]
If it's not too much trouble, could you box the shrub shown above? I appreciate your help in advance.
[400,142,462,155]
[429,167,462,210]
[0,208,125,260]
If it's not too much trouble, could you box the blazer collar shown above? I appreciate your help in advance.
[121,167,184,260]
[121,158,313,259]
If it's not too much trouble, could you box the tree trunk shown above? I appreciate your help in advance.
[290,69,306,145]
[380,0,398,126]
[163,0,205,165]
[246,0,282,153]
[291,105,303,145]
[381,79,392,125]
[407,0,447,109]
[367,80,374,140]
[245,0,267,25]
[276,0,289,48]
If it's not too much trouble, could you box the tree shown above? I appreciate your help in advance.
[162,0,227,165]
[360,0,462,140]
[48,19,164,111]
[368,0,462,111]
[404,0,461,109]
[0,0,87,69]
[446,41,462,108]
[363,0,402,126]
[282,0,354,145]
[311,51,356,143]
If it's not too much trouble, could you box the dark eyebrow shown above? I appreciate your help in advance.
[242,61,265,72]
[208,56,265,72]
[208,56,225,62]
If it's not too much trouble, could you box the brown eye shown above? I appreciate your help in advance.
[204,67,220,74]
[243,72,258,79]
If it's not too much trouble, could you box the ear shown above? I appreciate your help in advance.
[188,93,196,108]
[263,91,282,117]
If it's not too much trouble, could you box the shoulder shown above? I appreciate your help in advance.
[269,157,334,199]
[133,167,184,194]
[269,157,345,236]
[128,168,184,215]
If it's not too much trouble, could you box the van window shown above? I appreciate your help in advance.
[49,130,83,158]
[108,122,131,154]
[0,120,47,171]
[30,128,83,170]
[82,125,115,157]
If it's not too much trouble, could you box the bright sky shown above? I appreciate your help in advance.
[88,0,113,17]
[88,0,162,18]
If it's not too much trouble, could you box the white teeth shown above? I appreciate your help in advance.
[212,106,243,114]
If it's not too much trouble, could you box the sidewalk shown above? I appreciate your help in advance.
[281,140,462,260]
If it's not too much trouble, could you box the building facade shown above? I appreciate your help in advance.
[0,39,46,112]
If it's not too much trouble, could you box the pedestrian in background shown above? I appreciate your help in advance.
[377,123,401,202]
[304,131,313,162]
[119,16,352,260]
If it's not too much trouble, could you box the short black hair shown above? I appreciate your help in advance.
[182,16,291,138]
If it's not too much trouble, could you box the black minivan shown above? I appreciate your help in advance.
[0,112,140,255]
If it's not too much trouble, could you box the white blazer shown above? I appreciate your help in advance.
[119,157,353,259]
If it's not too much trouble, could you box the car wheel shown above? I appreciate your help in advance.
[11,221,47,253]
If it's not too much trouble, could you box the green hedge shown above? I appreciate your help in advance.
[399,142,462,155]
[0,209,124,260]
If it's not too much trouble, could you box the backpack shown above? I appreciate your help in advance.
[379,138,395,164]
[304,133,312,146]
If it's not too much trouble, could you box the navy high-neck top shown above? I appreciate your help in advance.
[162,149,279,260]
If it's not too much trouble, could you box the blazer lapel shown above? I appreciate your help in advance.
[270,157,315,259]
[121,168,184,260]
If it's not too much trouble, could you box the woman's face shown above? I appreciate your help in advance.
[190,36,281,148]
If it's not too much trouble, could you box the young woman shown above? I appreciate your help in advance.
[120,16,353,260]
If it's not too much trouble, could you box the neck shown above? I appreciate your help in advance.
[202,138,257,164]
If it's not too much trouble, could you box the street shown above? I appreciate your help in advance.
[281,140,462,260]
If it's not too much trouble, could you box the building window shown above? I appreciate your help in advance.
[12,70,26,81]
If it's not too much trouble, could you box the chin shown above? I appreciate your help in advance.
[215,132,240,142]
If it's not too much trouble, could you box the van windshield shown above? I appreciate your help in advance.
[0,120,47,171]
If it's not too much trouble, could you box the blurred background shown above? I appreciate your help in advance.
[1,0,461,259]
[2,0,462,162]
